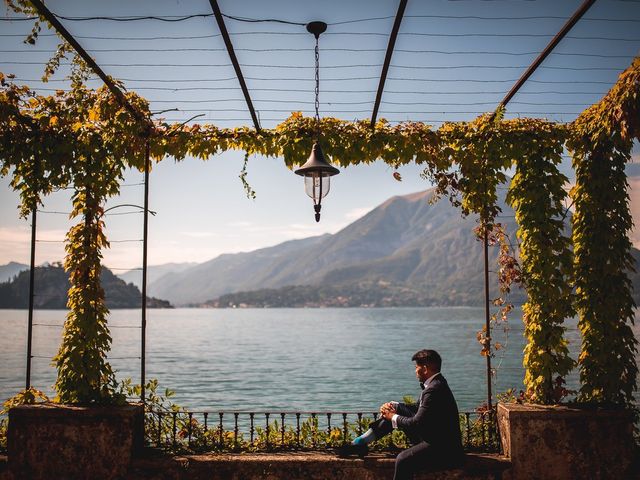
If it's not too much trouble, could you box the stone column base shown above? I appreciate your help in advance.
[497,402,634,480]
[8,402,143,480]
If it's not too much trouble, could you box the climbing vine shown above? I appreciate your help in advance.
[437,111,518,359]
[0,75,152,403]
[567,58,640,408]
[506,125,575,404]
[54,83,149,403]
[0,75,70,217]
[429,113,572,364]
[150,112,443,172]
[437,110,511,225]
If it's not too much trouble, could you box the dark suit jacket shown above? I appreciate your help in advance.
[395,374,463,460]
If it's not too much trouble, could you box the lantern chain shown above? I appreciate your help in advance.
[315,35,320,140]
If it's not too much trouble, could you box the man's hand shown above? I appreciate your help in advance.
[379,402,396,421]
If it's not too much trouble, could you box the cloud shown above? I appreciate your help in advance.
[278,221,348,238]
[0,227,67,264]
[180,231,218,238]
[344,207,373,221]
[0,226,67,243]
[39,231,68,242]
[0,226,30,243]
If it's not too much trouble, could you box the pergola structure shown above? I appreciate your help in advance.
[1,0,638,419]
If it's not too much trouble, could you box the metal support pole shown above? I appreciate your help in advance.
[497,0,596,110]
[483,226,492,411]
[28,0,148,124]
[140,140,150,404]
[370,0,408,128]
[25,181,38,390]
[209,0,261,131]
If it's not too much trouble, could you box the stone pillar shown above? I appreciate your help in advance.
[8,403,143,480]
[497,402,635,480]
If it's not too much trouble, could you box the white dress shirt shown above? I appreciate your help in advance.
[391,372,441,429]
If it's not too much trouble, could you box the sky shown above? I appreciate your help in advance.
[1,0,639,271]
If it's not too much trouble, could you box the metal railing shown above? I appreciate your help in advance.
[146,409,500,454]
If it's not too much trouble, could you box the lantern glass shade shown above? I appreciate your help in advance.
[304,172,331,202]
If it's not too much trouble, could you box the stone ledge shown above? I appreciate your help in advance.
[1,451,512,480]
[127,451,512,480]
[9,402,143,417]
[497,402,633,419]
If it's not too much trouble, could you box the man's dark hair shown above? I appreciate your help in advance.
[412,349,442,371]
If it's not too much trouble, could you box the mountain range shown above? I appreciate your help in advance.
[0,264,172,309]
[136,174,639,307]
[0,261,28,283]
[117,262,197,289]
[141,189,520,306]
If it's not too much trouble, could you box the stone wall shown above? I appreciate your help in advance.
[497,402,636,480]
[1,451,510,480]
[8,401,635,479]
[7,403,143,480]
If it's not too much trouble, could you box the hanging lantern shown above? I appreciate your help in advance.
[295,142,339,222]
[294,21,340,223]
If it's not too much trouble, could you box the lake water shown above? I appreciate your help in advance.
[1,307,637,412]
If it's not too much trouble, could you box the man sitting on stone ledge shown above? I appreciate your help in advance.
[338,349,464,480]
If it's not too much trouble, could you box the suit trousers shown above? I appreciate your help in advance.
[393,441,448,480]
[369,403,458,480]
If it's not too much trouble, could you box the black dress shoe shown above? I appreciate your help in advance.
[336,443,369,458]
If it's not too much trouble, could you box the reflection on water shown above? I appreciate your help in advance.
[1,308,638,412]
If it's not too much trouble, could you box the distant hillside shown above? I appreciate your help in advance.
[4,179,638,308]
[117,262,197,289]
[210,244,640,308]
[208,248,640,308]
[205,280,498,308]
[625,161,640,177]
[148,234,331,305]
[192,183,640,309]
[149,188,520,306]
[0,262,28,283]
[0,264,172,309]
